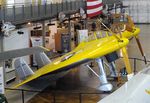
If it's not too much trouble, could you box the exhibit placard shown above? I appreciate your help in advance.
[77,30,88,44]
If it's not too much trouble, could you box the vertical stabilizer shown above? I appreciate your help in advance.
[14,58,34,80]
[34,52,51,68]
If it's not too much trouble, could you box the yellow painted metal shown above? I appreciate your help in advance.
[117,27,140,74]
[105,31,109,37]
[13,35,129,88]
[31,0,41,5]
[94,32,98,40]
[32,0,35,5]
[145,89,150,95]
[121,47,132,74]
[99,31,103,37]
[118,27,140,39]
[0,0,2,5]
[38,0,41,5]
[13,17,141,88]
[98,26,140,75]
[97,15,141,75]
[0,0,6,6]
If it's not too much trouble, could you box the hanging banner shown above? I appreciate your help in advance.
[0,67,4,94]
[86,0,103,18]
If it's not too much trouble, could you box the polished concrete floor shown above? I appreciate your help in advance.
[6,24,150,103]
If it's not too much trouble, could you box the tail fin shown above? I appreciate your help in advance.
[34,52,51,68]
[14,58,34,80]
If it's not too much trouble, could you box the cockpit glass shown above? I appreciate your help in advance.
[61,52,75,62]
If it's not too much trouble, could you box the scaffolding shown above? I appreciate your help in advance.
[0,0,86,24]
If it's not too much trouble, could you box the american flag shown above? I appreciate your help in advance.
[86,0,103,18]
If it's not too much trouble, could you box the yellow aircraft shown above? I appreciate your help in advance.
[110,14,144,59]
[12,34,129,90]
[10,14,143,92]
[0,14,137,93]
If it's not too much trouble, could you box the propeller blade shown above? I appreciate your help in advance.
[121,47,132,75]
[135,37,147,64]
[121,47,135,80]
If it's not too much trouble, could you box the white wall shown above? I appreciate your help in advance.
[3,28,30,63]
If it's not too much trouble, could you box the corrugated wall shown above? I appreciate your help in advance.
[123,0,150,23]
[4,0,82,6]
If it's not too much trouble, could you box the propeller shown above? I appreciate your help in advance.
[97,18,134,80]
[114,23,133,77]
[97,14,146,79]
[121,47,132,75]
[120,46,134,80]
[111,14,147,64]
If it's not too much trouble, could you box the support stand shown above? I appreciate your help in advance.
[85,58,113,92]
[96,58,113,92]
[109,62,118,77]
[105,52,119,78]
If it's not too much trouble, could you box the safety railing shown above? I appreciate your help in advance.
[5,57,150,103]
[5,88,107,103]
[128,57,149,73]
[0,0,86,25]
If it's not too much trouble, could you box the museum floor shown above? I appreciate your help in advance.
[27,68,116,103]
[6,24,150,103]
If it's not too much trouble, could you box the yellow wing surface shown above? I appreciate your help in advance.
[120,27,140,39]
[113,27,140,39]
[14,36,129,88]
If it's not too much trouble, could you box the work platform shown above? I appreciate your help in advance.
[0,0,122,25]
[0,1,86,25]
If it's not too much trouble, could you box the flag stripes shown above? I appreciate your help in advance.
[86,0,103,18]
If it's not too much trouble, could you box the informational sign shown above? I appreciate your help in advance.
[30,37,43,47]
[77,30,88,44]
[0,67,4,94]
